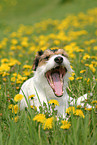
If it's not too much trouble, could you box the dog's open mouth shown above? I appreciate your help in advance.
[45,66,67,97]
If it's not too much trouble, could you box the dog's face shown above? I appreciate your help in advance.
[33,49,72,97]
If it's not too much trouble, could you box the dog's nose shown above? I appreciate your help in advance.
[54,56,63,64]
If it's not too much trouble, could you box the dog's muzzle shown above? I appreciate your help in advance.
[45,56,67,97]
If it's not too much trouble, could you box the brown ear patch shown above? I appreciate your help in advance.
[38,50,44,56]
[56,49,68,58]
[33,57,40,71]
[33,50,44,71]
[33,49,68,71]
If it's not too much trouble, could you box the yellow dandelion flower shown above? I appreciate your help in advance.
[30,105,34,109]
[8,104,14,109]
[66,106,75,114]
[19,54,23,57]
[41,46,47,51]
[91,61,97,68]
[77,105,81,108]
[14,94,24,102]
[74,109,85,118]
[21,41,28,47]
[33,114,46,124]
[23,71,31,76]
[91,56,97,60]
[83,54,90,60]
[12,116,19,122]
[30,105,37,111]
[84,107,92,111]
[89,64,96,73]
[85,64,89,67]
[53,40,60,45]
[0,64,10,72]
[23,65,32,69]
[3,78,7,82]
[76,77,83,80]
[84,41,90,45]
[43,117,54,130]
[2,72,9,77]
[87,78,90,83]
[0,44,2,49]
[50,47,58,50]
[16,80,23,84]
[69,76,74,81]
[70,65,73,69]
[20,76,27,81]
[80,70,86,73]
[12,73,18,77]
[91,100,97,104]
[12,105,19,114]
[11,39,18,45]
[29,94,35,99]
[72,72,75,76]
[60,120,71,129]
[48,99,59,106]
[76,49,84,52]
[11,76,16,82]
[93,46,97,50]
[16,86,20,90]
[10,46,16,50]
[8,59,21,66]
[14,116,19,122]
[90,39,96,43]
[1,58,9,63]
[17,45,22,50]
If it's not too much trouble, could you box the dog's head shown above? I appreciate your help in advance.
[33,49,73,97]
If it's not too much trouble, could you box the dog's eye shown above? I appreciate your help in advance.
[62,54,67,58]
[62,53,68,58]
[62,54,65,57]
[44,56,50,60]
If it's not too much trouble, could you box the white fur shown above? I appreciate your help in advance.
[19,54,72,117]
[19,53,92,118]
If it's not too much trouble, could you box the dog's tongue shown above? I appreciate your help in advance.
[51,72,63,96]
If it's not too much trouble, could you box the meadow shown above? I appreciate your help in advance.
[0,0,97,144]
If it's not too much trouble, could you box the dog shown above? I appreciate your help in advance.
[19,49,91,118]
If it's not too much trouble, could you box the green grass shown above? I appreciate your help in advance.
[0,0,97,32]
[0,0,97,144]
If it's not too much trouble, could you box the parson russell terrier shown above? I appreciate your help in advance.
[19,49,92,118]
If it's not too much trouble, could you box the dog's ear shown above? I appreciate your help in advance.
[58,49,68,58]
[63,51,68,58]
[38,50,43,56]
[32,50,44,71]
[33,57,39,71]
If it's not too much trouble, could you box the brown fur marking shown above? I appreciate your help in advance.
[33,49,68,70]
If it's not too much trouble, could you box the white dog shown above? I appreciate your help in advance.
[19,49,91,118]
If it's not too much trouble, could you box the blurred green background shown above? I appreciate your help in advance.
[0,0,97,34]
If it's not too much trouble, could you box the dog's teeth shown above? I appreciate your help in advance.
[51,83,54,87]
[61,81,63,86]
[60,75,63,85]
[49,75,53,83]
[60,74,62,79]
[49,76,54,87]
[60,75,63,82]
